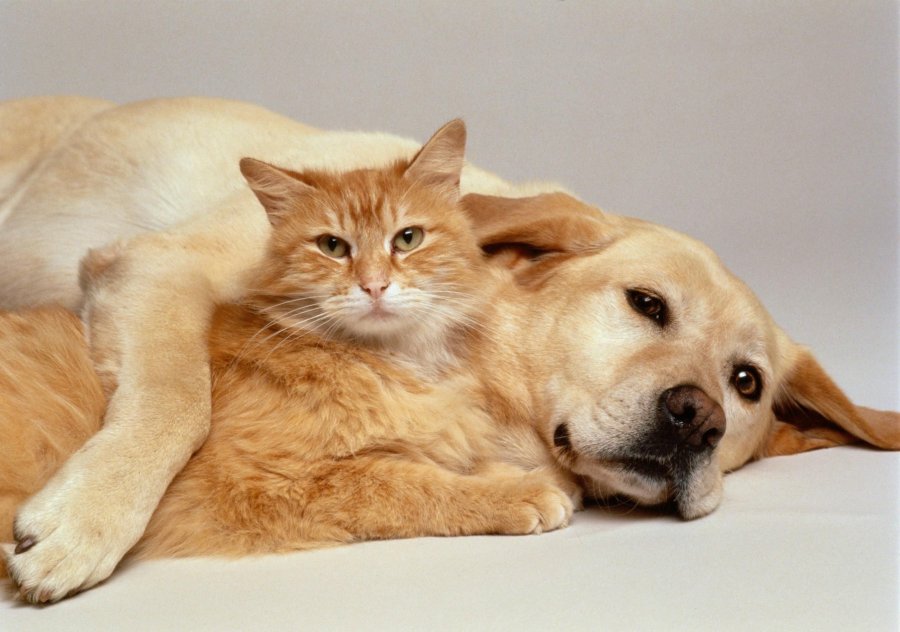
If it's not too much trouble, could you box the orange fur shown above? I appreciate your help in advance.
[128,122,572,556]
[3,99,896,603]
[134,302,557,557]
[3,184,896,569]
[0,310,104,542]
[0,289,570,559]
[238,120,490,370]
[1,125,574,561]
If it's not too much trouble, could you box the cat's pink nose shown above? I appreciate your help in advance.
[360,280,390,300]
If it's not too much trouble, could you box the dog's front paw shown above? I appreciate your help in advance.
[6,481,143,604]
[495,475,574,535]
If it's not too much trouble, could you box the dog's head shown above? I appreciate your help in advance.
[463,192,899,519]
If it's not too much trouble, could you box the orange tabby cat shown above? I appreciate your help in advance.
[0,120,569,561]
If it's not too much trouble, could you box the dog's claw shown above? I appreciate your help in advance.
[14,536,37,554]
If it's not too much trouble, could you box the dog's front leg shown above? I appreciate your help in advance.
[5,264,213,603]
[5,206,268,603]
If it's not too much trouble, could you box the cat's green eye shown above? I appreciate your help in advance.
[317,235,349,258]
[393,227,424,253]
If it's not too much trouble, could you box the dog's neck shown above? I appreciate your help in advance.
[468,276,559,453]
[464,279,582,501]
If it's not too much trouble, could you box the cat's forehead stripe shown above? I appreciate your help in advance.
[279,168,464,251]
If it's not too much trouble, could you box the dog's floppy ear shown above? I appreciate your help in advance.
[761,347,900,457]
[460,192,615,256]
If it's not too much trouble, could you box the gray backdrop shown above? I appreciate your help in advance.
[1,0,897,409]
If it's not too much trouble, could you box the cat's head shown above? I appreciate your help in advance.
[240,120,486,348]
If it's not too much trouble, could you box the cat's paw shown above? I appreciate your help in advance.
[7,484,140,603]
[495,475,574,535]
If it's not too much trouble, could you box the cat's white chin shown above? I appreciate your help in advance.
[345,310,408,337]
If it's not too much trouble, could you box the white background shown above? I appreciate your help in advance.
[1,1,896,408]
[0,3,897,630]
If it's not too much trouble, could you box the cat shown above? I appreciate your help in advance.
[238,118,487,374]
[0,119,569,562]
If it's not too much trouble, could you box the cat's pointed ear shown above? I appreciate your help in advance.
[403,119,466,197]
[240,157,316,225]
[761,345,900,457]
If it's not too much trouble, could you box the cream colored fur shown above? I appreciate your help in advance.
[0,97,896,603]
[0,97,568,602]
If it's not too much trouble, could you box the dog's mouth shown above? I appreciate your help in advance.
[617,457,671,481]
[553,422,721,519]
[553,422,671,480]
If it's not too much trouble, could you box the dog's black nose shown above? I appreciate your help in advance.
[658,385,725,450]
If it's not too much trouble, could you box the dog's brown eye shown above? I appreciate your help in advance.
[626,289,667,326]
[317,235,349,258]
[732,365,762,401]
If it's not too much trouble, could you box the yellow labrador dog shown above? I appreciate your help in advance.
[0,97,896,603]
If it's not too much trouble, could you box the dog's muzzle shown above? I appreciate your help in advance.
[553,385,726,518]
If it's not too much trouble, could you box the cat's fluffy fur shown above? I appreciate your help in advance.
[239,120,488,374]
[0,121,573,558]
[0,310,105,548]
[0,293,571,559]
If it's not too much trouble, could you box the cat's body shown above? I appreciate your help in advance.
[0,274,569,560]
[0,121,573,560]
[138,300,499,556]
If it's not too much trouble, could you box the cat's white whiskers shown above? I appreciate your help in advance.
[256,293,335,311]
[230,300,335,367]
[320,320,347,345]
[260,329,308,363]
[227,322,304,371]
[258,298,313,313]
[269,305,326,322]
[425,289,475,299]
[259,312,339,362]
[245,288,333,298]
[250,307,324,344]
[412,300,500,340]
[382,286,496,336]
[227,318,287,368]
[285,311,338,333]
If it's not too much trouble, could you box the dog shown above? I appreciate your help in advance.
[1,97,896,603]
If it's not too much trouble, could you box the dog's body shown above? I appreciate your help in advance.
[0,97,896,603]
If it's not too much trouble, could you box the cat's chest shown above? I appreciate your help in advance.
[211,349,472,457]
[377,345,461,383]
